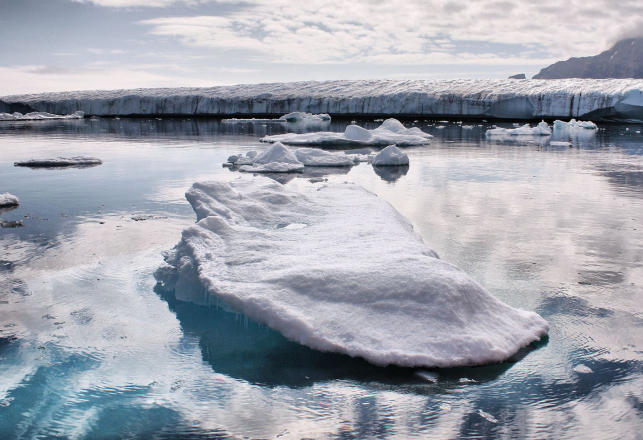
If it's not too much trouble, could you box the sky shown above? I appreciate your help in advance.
[1,0,642,95]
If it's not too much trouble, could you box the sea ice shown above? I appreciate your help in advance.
[14,156,103,167]
[553,119,598,130]
[293,148,355,167]
[261,119,432,147]
[279,112,331,122]
[485,121,551,136]
[156,178,549,368]
[0,193,19,206]
[371,145,410,166]
[0,111,84,121]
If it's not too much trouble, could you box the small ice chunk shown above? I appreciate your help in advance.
[415,370,439,383]
[439,403,452,411]
[279,112,331,122]
[371,145,409,166]
[239,142,304,173]
[14,156,102,167]
[294,148,355,167]
[246,150,257,159]
[0,193,19,207]
[573,364,593,374]
[553,119,598,130]
[550,141,571,146]
[478,410,499,423]
[227,155,240,163]
[459,377,477,383]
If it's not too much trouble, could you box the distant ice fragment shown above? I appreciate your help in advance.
[553,119,598,130]
[14,156,102,167]
[280,112,331,122]
[550,141,572,147]
[0,111,84,121]
[371,145,409,166]
[0,193,19,207]
[157,178,549,368]
[415,371,439,383]
[478,410,499,423]
[261,118,432,146]
[485,121,551,136]
[573,364,593,374]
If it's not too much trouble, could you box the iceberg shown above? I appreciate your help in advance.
[485,121,551,136]
[156,178,549,368]
[14,156,103,167]
[261,118,432,146]
[371,145,410,166]
[3,79,643,122]
[238,142,304,173]
[0,111,84,121]
[0,193,19,206]
[553,119,598,129]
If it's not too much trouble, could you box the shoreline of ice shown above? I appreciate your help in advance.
[3,79,643,122]
[155,178,549,368]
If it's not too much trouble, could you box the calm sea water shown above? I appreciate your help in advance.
[0,118,642,439]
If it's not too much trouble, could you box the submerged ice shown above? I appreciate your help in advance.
[156,178,549,368]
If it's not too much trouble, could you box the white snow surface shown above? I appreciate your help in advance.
[261,118,432,146]
[14,156,103,167]
[3,79,643,121]
[553,119,598,129]
[371,145,410,166]
[156,177,549,368]
[485,121,551,136]
[0,111,84,121]
[0,193,19,206]
[293,148,355,167]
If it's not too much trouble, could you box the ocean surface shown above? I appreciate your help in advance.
[0,118,642,439]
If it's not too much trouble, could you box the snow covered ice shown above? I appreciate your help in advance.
[293,148,355,167]
[156,177,549,368]
[0,111,84,121]
[553,119,598,130]
[0,193,19,206]
[14,156,103,167]
[486,121,551,136]
[371,145,410,166]
[4,79,643,122]
[238,142,304,173]
[261,118,432,146]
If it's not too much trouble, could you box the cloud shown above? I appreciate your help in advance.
[131,0,643,66]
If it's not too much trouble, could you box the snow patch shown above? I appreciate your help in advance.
[156,178,549,368]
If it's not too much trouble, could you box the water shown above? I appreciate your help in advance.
[1,118,642,439]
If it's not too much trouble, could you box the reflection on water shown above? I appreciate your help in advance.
[0,118,642,438]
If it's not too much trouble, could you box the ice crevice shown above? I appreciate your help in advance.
[155,177,549,368]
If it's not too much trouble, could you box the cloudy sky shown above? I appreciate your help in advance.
[1,0,642,95]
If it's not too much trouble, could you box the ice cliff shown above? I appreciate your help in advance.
[155,177,549,368]
[2,79,643,122]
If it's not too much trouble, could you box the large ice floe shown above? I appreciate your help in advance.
[261,118,432,146]
[553,119,598,130]
[485,121,552,136]
[14,156,103,168]
[4,79,643,122]
[0,193,19,206]
[0,111,84,121]
[155,177,549,368]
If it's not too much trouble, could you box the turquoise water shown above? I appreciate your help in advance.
[0,118,642,439]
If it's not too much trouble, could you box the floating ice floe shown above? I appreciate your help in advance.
[14,156,103,167]
[0,193,19,206]
[260,118,432,146]
[550,141,572,147]
[294,148,355,167]
[573,364,593,374]
[156,178,549,368]
[553,119,598,130]
[0,111,84,121]
[238,142,304,173]
[223,112,331,123]
[371,145,409,166]
[485,121,551,136]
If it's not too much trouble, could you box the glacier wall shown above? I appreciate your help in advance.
[2,79,643,121]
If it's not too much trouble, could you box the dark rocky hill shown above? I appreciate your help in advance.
[534,38,643,79]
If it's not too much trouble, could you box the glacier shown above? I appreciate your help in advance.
[2,79,643,121]
[155,177,549,368]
